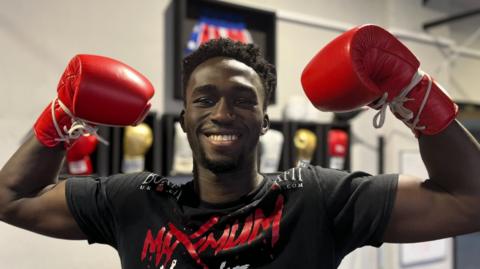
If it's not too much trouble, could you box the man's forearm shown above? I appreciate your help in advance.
[0,135,65,203]
[419,120,480,197]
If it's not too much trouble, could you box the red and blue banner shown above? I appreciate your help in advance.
[185,10,252,54]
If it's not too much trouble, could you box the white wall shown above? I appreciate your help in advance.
[0,0,169,267]
[1,0,480,268]
[0,0,168,165]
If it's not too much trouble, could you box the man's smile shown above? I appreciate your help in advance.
[203,131,243,147]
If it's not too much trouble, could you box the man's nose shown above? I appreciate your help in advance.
[211,99,235,124]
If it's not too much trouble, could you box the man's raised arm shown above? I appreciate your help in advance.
[384,120,480,242]
[0,54,154,239]
[301,24,480,242]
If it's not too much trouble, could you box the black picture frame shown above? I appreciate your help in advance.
[172,0,277,103]
[109,112,160,175]
[286,121,351,171]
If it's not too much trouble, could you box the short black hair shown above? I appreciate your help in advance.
[182,38,276,110]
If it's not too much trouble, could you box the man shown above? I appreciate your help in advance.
[0,25,480,269]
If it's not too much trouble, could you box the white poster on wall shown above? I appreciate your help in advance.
[400,239,447,266]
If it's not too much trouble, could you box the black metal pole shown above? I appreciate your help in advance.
[378,136,384,174]
[423,8,480,30]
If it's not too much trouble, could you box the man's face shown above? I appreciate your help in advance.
[182,57,268,173]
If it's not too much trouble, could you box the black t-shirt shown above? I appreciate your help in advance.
[66,165,398,269]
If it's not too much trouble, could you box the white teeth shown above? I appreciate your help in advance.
[209,134,239,141]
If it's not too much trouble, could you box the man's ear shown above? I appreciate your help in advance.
[179,110,186,133]
[261,114,270,135]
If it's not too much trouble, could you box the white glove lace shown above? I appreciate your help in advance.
[51,98,109,145]
[371,69,432,132]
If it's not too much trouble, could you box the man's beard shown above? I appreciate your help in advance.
[199,150,242,173]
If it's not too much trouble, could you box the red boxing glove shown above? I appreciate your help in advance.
[34,54,155,147]
[66,134,98,175]
[301,24,458,136]
[328,129,348,170]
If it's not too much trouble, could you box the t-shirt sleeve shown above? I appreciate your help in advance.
[311,166,398,255]
[65,173,146,246]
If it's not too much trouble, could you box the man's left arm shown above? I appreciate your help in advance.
[301,24,480,243]
[383,120,480,242]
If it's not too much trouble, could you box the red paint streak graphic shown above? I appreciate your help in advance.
[248,195,284,247]
[190,216,219,239]
[168,223,208,269]
[222,215,253,251]
[140,195,284,268]
[141,227,179,267]
[271,194,284,246]
[198,225,230,255]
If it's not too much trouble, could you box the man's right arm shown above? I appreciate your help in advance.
[0,54,154,240]
[0,136,86,239]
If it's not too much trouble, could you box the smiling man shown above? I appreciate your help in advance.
[180,45,273,204]
[1,25,480,269]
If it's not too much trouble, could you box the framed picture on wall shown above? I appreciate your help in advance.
[172,0,276,103]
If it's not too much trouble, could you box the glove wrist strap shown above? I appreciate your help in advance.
[51,98,108,146]
[371,69,433,134]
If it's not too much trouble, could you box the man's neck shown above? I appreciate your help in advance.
[193,164,263,205]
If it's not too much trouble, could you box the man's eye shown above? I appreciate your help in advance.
[194,97,214,106]
[236,98,256,106]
